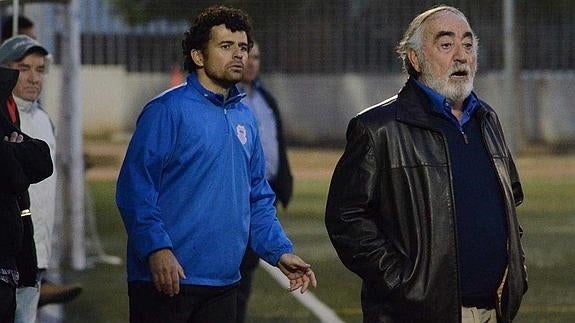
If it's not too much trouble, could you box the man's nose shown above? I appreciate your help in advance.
[29,71,42,83]
[453,44,468,63]
[233,47,245,59]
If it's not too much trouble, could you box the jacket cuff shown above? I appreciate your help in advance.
[264,243,294,267]
[133,228,173,262]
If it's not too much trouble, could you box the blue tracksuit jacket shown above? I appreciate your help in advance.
[116,73,293,286]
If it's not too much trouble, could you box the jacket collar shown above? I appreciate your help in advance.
[0,67,18,105]
[396,76,487,129]
[187,72,246,108]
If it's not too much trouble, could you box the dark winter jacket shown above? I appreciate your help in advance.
[0,67,53,285]
[325,77,527,323]
[257,83,293,208]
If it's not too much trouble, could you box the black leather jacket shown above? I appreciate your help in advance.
[325,78,527,323]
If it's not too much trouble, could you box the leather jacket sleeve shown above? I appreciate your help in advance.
[4,135,53,185]
[502,127,523,207]
[0,140,31,194]
[0,133,53,192]
[325,117,404,293]
[508,154,523,207]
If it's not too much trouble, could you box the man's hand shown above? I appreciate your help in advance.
[148,249,186,297]
[4,132,23,143]
[277,253,317,294]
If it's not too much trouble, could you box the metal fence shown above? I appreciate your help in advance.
[51,0,575,73]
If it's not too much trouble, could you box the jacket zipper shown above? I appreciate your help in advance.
[461,131,469,144]
[457,123,469,144]
[480,113,511,320]
[223,107,230,133]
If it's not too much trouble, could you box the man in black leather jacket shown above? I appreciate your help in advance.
[325,6,526,323]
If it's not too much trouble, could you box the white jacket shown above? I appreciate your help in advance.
[15,96,57,269]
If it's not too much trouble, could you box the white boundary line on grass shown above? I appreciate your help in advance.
[259,260,345,323]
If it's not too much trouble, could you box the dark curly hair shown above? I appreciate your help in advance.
[182,5,253,73]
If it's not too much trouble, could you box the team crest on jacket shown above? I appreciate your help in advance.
[236,124,247,145]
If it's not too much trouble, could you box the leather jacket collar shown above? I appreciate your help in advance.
[396,77,490,130]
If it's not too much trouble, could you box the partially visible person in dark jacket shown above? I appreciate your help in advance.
[236,42,293,323]
[1,15,35,43]
[0,66,52,323]
[325,5,526,323]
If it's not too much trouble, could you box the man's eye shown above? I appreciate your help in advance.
[440,43,452,49]
[222,44,231,49]
[463,43,473,50]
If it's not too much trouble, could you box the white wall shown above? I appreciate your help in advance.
[263,72,575,146]
[41,66,575,146]
[42,65,170,136]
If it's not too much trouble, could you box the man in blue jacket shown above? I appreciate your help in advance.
[116,6,316,323]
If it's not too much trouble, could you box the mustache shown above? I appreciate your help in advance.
[449,63,471,76]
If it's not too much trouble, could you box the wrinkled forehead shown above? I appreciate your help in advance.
[423,11,474,41]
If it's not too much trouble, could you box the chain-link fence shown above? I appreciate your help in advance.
[52,0,575,73]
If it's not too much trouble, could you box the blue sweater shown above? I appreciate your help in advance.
[435,114,508,308]
[116,73,293,286]
[415,81,508,307]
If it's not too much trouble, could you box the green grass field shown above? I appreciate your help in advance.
[63,149,575,322]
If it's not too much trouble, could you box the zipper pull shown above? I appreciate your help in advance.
[461,131,469,144]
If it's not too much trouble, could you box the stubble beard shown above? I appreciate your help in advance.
[419,58,476,105]
[203,64,243,90]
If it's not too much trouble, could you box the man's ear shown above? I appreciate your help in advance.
[407,49,421,73]
[191,49,204,68]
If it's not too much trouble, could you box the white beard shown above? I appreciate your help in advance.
[419,59,475,104]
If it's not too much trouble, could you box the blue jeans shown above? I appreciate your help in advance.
[15,270,43,323]
[14,281,41,323]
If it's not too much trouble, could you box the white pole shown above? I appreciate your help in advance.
[59,0,86,270]
[259,261,345,323]
[503,0,523,153]
[11,0,18,35]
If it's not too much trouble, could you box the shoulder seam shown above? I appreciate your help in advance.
[357,95,398,116]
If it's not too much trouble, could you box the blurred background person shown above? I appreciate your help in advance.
[236,41,293,323]
[1,15,36,42]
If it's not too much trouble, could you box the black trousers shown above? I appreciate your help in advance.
[128,281,238,323]
[237,247,260,323]
[0,282,15,323]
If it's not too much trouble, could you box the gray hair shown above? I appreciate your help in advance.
[396,6,476,76]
